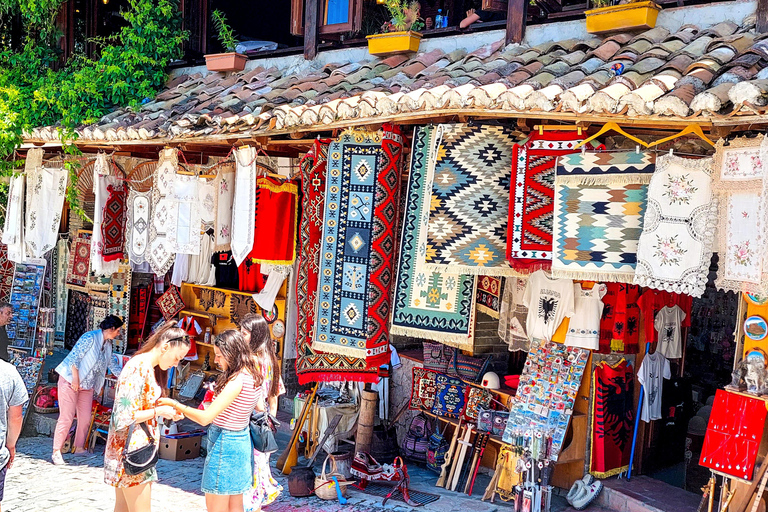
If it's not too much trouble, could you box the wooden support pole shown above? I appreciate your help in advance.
[505,0,528,45]
[304,0,320,60]
[355,389,378,455]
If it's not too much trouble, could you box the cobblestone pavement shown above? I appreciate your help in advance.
[6,436,548,512]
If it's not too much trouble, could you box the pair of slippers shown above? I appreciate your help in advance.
[566,474,604,510]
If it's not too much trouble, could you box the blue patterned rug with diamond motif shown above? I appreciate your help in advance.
[424,124,517,276]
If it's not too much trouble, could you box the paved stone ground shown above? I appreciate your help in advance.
[4,436,549,512]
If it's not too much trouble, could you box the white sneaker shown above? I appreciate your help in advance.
[572,481,604,510]
[52,452,65,466]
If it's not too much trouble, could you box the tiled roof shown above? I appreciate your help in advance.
[25,15,768,143]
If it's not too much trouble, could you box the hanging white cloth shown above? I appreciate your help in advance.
[91,154,121,277]
[188,232,215,285]
[168,174,201,255]
[231,146,257,266]
[149,148,178,276]
[171,254,190,287]
[125,189,151,266]
[24,148,67,259]
[252,264,289,311]
[3,174,25,264]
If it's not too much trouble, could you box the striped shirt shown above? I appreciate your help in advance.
[213,372,262,430]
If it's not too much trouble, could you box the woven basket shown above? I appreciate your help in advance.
[32,387,59,414]
[314,455,352,500]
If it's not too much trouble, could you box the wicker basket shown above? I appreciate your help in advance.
[314,455,352,500]
[32,387,59,414]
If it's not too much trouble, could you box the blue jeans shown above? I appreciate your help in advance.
[201,424,253,495]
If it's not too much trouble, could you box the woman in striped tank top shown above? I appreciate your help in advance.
[160,330,263,512]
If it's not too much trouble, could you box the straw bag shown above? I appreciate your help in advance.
[314,454,351,500]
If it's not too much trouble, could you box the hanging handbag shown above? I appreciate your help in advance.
[122,422,159,476]
[250,411,281,453]
[426,422,450,473]
[401,412,433,462]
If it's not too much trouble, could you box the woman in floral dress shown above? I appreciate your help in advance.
[241,314,285,511]
[104,322,189,512]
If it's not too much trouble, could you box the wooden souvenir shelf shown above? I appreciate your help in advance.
[399,348,591,488]
[178,281,288,376]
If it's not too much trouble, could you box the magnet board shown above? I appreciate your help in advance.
[7,260,47,351]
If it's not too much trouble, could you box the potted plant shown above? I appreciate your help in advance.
[366,1,425,56]
[585,0,661,35]
[205,10,247,72]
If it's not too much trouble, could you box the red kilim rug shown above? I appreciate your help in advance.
[102,184,126,262]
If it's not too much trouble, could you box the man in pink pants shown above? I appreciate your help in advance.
[51,315,123,465]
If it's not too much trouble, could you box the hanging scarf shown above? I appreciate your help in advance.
[231,146,257,265]
[54,238,69,341]
[149,148,178,276]
[198,176,216,234]
[2,174,25,263]
[101,184,126,262]
[634,154,717,298]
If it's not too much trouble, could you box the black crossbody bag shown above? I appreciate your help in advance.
[122,422,159,475]
[250,411,281,453]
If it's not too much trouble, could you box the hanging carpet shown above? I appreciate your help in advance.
[295,140,378,384]
[65,290,90,349]
[424,124,516,275]
[107,267,131,354]
[128,280,151,348]
[553,152,655,283]
[126,189,151,266]
[712,136,768,294]
[102,184,126,262]
[54,239,69,342]
[89,294,109,332]
[590,358,634,478]
[507,131,587,273]
[66,230,92,288]
[634,154,717,298]
[391,126,477,349]
[312,125,403,368]
[149,148,178,275]
[477,276,505,319]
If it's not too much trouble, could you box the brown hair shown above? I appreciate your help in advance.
[136,320,190,391]
[241,314,280,399]
[214,330,263,393]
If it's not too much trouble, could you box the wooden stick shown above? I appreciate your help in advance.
[750,468,768,512]
[450,426,473,492]
[437,419,463,488]
[709,476,717,512]
[723,490,737,512]
[277,384,317,474]
[446,425,466,490]
[735,459,768,512]
[458,430,480,493]
[468,433,490,496]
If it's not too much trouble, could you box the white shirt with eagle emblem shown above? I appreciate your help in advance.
[522,270,575,342]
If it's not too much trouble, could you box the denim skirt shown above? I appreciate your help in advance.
[201,424,254,495]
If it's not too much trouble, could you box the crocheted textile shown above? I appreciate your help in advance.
[507,131,586,272]
[149,148,178,276]
[391,126,477,348]
[634,154,717,298]
[2,174,25,263]
[231,146,257,265]
[66,230,92,287]
[713,136,768,294]
[168,174,201,255]
[125,189,151,266]
[198,176,216,234]
[424,124,516,275]
[498,276,529,352]
[101,184,126,262]
[156,285,184,320]
[312,127,402,368]
[477,276,505,319]
[553,152,655,283]
[0,244,15,303]
[25,161,67,258]
[213,165,236,252]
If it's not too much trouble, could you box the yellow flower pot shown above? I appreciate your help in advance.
[585,1,661,35]
[366,31,422,56]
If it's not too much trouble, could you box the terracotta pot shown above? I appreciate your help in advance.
[366,31,422,56]
[204,52,247,72]
[585,1,661,34]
